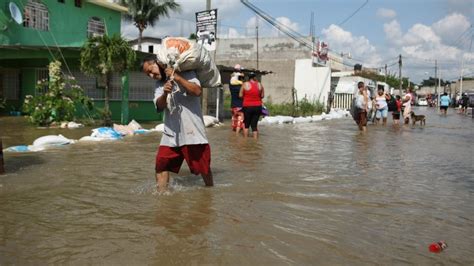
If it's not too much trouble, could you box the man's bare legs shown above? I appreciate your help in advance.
[201,170,214,186]
[156,171,170,192]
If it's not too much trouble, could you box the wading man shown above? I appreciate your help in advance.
[142,56,213,192]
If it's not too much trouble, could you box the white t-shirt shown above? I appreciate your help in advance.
[403,93,412,108]
[153,71,208,147]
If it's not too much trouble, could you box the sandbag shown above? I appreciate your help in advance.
[293,117,312,124]
[154,123,165,133]
[203,115,219,127]
[33,134,74,147]
[91,127,122,140]
[156,37,221,88]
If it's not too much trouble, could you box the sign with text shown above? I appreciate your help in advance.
[196,9,217,51]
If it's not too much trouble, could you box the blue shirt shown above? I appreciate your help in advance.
[440,95,450,107]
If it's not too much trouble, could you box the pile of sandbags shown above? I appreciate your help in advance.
[4,134,75,152]
[260,109,350,126]
[156,37,221,88]
[113,120,150,136]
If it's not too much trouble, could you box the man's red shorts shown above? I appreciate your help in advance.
[155,144,211,175]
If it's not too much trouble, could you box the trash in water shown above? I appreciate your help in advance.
[429,241,448,253]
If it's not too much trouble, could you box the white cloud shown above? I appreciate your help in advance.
[376,8,397,19]
[382,12,474,82]
[432,13,471,44]
[321,24,382,67]
[383,20,402,45]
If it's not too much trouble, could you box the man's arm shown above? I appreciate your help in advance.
[165,68,202,97]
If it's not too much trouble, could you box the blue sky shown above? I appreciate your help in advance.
[122,0,474,83]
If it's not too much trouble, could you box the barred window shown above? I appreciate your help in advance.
[0,69,21,100]
[23,0,49,31]
[87,17,105,37]
[35,68,49,95]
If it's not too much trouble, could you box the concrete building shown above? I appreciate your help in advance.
[129,36,162,54]
[215,37,351,105]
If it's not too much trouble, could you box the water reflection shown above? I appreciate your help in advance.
[154,189,214,239]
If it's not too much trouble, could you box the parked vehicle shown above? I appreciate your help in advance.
[417,98,428,106]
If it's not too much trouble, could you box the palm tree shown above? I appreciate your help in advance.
[121,0,181,51]
[80,34,136,126]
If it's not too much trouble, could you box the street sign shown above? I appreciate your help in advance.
[196,9,217,51]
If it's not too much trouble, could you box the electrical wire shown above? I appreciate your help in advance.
[339,0,369,26]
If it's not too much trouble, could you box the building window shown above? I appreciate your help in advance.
[23,0,49,31]
[148,45,154,53]
[58,0,64,3]
[75,0,82,7]
[87,17,105,37]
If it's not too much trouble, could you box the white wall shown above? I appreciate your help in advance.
[294,59,331,106]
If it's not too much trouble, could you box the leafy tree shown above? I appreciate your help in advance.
[22,61,93,126]
[80,34,136,126]
[121,0,181,50]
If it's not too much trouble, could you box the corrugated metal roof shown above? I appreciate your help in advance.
[87,0,128,13]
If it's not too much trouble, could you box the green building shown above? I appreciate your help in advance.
[0,0,160,122]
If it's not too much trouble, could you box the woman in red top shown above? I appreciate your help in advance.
[239,72,264,139]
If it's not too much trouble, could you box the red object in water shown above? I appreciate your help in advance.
[429,241,448,253]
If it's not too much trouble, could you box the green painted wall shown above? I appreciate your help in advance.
[1,0,122,47]
[20,68,36,99]
[78,101,163,122]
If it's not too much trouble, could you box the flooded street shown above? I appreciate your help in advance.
[1,107,473,265]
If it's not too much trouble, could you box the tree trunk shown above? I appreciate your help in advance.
[0,138,5,174]
[104,73,112,126]
[138,27,143,52]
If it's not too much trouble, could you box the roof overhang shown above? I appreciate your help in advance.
[87,0,128,13]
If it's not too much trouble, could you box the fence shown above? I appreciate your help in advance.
[332,93,353,110]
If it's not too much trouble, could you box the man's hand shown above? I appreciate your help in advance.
[163,81,173,95]
[165,67,175,81]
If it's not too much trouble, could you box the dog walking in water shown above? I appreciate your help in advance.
[410,111,426,126]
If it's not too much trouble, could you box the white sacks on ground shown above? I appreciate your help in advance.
[90,127,122,140]
[293,116,312,124]
[156,37,221,88]
[33,134,74,147]
[311,115,323,122]
[113,119,144,136]
[203,115,219,127]
[260,116,280,124]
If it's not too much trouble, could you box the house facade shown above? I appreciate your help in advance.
[0,0,160,122]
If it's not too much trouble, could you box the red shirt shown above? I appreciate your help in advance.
[242,80,262,107]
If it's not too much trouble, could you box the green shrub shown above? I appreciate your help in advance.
[22,61,94,126]
[266,99,324,117]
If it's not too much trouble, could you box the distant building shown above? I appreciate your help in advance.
[129,37,162,54]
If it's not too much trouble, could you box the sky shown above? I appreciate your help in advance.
[121,0,474,84]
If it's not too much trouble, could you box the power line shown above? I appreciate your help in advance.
[339,0,369,26]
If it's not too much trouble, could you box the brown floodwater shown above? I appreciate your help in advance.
[0,107,473,265]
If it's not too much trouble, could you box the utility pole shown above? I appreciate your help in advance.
[435,60,439,111]
[0,138,4,174]
[460,35,472,98]
[202,0,211,116]
[256,15,259,69]
[384,64,387,83]
[398,54,402,95]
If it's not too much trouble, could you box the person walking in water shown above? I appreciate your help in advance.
[402,88,413,124]
[392,95,402,126]
[229,64,245,134]
[141,55,213,192]
[354,81,368,131]
[440,92,451,115]
[374,87,391,126]
[239,72,264,139]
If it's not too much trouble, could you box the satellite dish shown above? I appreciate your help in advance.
[9,2,23,25]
